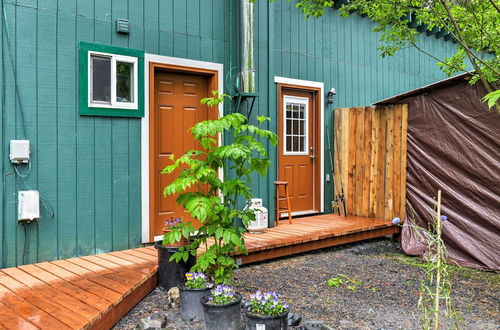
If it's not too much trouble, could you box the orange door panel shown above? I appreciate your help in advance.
[278,89,319,214]
[151,71,209,237]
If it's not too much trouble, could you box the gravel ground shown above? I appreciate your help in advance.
[114,237,499,329]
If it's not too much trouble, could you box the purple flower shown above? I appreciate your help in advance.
[392,217,401,225]
[440,215,447,221]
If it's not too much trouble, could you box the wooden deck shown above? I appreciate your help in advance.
[0,214,397,329]
[204,213,399,264]
[0,247,158,329]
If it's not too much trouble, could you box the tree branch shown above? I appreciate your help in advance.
[487,0,500,14]
[438,0,500,113]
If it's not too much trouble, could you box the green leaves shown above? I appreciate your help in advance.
[482,90,500,110]
[161,90,278,283]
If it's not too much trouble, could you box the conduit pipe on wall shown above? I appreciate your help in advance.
[241,0,255,93]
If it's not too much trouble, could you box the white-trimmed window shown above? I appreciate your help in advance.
[283,96,308,155]
[88,51,138,110]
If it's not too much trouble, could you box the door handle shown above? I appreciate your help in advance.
[310,147,315,159]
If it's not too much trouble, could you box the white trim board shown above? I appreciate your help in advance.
[141,54,224,243]
[274,76,325,213]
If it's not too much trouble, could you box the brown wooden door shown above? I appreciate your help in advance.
[150,70,209,237]
[278,89,319,214]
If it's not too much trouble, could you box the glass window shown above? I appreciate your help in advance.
[284,97,308,154]
[88,51,138,110]
[116,61,133,103]
[91,56,111,103]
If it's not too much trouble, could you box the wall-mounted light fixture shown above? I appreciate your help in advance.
[327,88,336,104]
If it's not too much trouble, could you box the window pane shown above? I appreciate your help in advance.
[91,56,111,103]
[293,119,299,135]
[299,119,305,135]
[286,119,292,135]
[293,137,300,152]
[286,136,292,152]
[299,104,305,118]
[299,137,305,151]
[116,61,134,103]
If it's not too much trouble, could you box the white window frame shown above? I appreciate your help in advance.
[88,51,139,110]
[283,95,309,156]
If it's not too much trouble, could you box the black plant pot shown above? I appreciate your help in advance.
[154,241,195,291]
[179,286,211,322]
[201,293,242,330]
[244,308,289,330]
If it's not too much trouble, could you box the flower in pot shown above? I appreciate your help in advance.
[179,272,212,322]
[245,291,289,330]
[154,217,196,291]
[200,284,242,330]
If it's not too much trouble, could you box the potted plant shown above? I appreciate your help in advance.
[162,91,278,285]
[200,284,242,330]
[155,217,195,291]
[179,272,212,322]
[245,290,289,330]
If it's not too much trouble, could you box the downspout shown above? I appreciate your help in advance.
[241,0,255,93]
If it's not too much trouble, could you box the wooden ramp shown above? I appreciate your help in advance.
[205,214,399,264]
[0,247,158,329]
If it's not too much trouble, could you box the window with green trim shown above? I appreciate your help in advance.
[79,42,144,118]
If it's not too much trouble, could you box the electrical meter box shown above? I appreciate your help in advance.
[18,190,40,221]
[10,140,30,163]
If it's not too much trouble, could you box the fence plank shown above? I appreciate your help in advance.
[369,107,379,217]
[393,105,403,218]
[333,109,341,213]
[362,107,372,216]
[341,108,350,214]
[384,106,395,219]
[376,107,387,218]
[354,107,365,216]
[347,108,357,214]
[400,104,409,219]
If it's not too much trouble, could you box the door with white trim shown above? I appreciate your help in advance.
[278,89,318,214]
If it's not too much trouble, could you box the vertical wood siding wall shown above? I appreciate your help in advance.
[0,0,229,268]
[0,0,456,267]
[333,105,408,220]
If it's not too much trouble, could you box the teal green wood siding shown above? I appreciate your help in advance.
[0,0,228,268]
[0,0,457,267]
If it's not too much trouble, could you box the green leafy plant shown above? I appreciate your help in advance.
[162,91,278,284]
[327,274,376,292]
[248,291,289,316]
[395,190,462,330]
[208,285,238,305]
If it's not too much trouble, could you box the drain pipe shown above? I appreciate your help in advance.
[241,0,255,93]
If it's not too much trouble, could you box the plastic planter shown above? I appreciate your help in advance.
[244,308,289,330]
[201,293,242,330]
[154,241,195,291]
[179,286,211,322]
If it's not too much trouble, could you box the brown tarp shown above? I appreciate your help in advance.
[397,80,500,271]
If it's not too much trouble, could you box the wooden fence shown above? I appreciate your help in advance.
[332,105,408,220]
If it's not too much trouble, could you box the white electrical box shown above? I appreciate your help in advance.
[10,140,30,163]
[18,190,40,221]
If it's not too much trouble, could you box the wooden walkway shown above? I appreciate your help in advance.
[204,214,399,264]
[0,247,158,329]
[0,214,397,329]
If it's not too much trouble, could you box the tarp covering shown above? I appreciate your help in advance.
[398,80,500,271]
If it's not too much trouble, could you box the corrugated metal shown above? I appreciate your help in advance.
[0,0,457,267]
